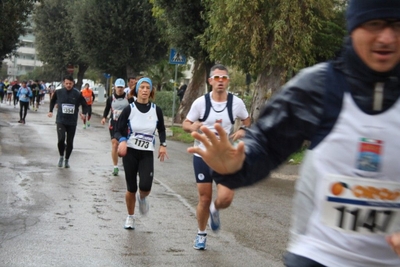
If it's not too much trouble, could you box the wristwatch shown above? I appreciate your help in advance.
[161,142,167,147]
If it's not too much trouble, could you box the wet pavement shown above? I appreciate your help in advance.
[0,97,297,267]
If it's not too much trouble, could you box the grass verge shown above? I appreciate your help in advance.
[287,147,307,165]
[167,126,306,164]
[167,126,194,144]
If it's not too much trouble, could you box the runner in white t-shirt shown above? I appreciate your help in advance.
[183,64,250,250]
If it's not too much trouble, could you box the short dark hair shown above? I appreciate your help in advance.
[127,76,136,82]
[209,64,228,77]
[63,75,74,82]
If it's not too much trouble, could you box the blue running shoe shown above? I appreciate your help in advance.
[209,208,220,232]
[193,234,207,250]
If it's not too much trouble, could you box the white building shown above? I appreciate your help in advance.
[3,20,43,80]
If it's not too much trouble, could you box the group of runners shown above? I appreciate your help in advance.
[0,79,55,123]
[8,1,400,264]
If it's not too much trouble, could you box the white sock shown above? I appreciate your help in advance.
[198,230,207,235]
[114,165,118,168]
[210,201,217,212]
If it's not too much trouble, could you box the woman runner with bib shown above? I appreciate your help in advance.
[114,77,168,230]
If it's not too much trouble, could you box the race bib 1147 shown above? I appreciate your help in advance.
[321,175,400,235]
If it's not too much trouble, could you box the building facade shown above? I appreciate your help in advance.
[2,22,43,80]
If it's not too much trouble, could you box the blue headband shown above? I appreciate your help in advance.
[135,77,153,94]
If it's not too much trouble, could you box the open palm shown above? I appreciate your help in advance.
[187,123,245,174]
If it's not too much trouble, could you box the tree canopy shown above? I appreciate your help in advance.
[203,0,342,74]
[73,0,167,78]
[150,0,216,122]
[34,0,84,73]
[0,0,37,63]
[203,0,346,119]
[33,0,167,86]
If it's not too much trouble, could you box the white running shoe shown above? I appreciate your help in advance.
[124,215,135,229]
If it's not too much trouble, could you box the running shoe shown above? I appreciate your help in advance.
[124,215,135,229]
[64,159,70,168]
[112,167,119,176]
[83,125,86,129]
[18,120,23,123]
[193,234,207,250]
[209,208,220,232]
[58,158,63,167]
[137,194,149,215]
[87,121,90,127]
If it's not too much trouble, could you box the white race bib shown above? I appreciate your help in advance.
[62,103,75,114]
[131,132,154,151]
[321,174,400,235]
[113,110,122,121]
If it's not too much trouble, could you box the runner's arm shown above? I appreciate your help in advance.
[79,94,88,115]
[114,105,130,142]
[102,97,112,119]
[155,106,166,144]
[49,90,57,112]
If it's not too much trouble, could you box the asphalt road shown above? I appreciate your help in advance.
[0,97,298,267]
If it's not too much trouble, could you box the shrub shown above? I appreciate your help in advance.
[153,90,180,117]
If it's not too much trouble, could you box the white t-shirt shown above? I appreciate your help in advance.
[186,92,249,155]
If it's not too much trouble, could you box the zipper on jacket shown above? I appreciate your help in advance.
[373,82,384,111]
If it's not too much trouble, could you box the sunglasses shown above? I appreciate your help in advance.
[361,19,400,35]
[211,75,229,81]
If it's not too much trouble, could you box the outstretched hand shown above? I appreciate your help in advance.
[187,123,245,174]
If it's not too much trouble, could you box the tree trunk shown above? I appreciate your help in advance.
[174,60,209,123]
[76,63,89,91]
[250,66,285,121]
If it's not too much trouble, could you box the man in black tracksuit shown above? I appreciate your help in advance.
[48,76,88,168]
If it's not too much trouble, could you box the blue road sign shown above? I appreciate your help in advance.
[103,73,111,78]
[169,49,186,65]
